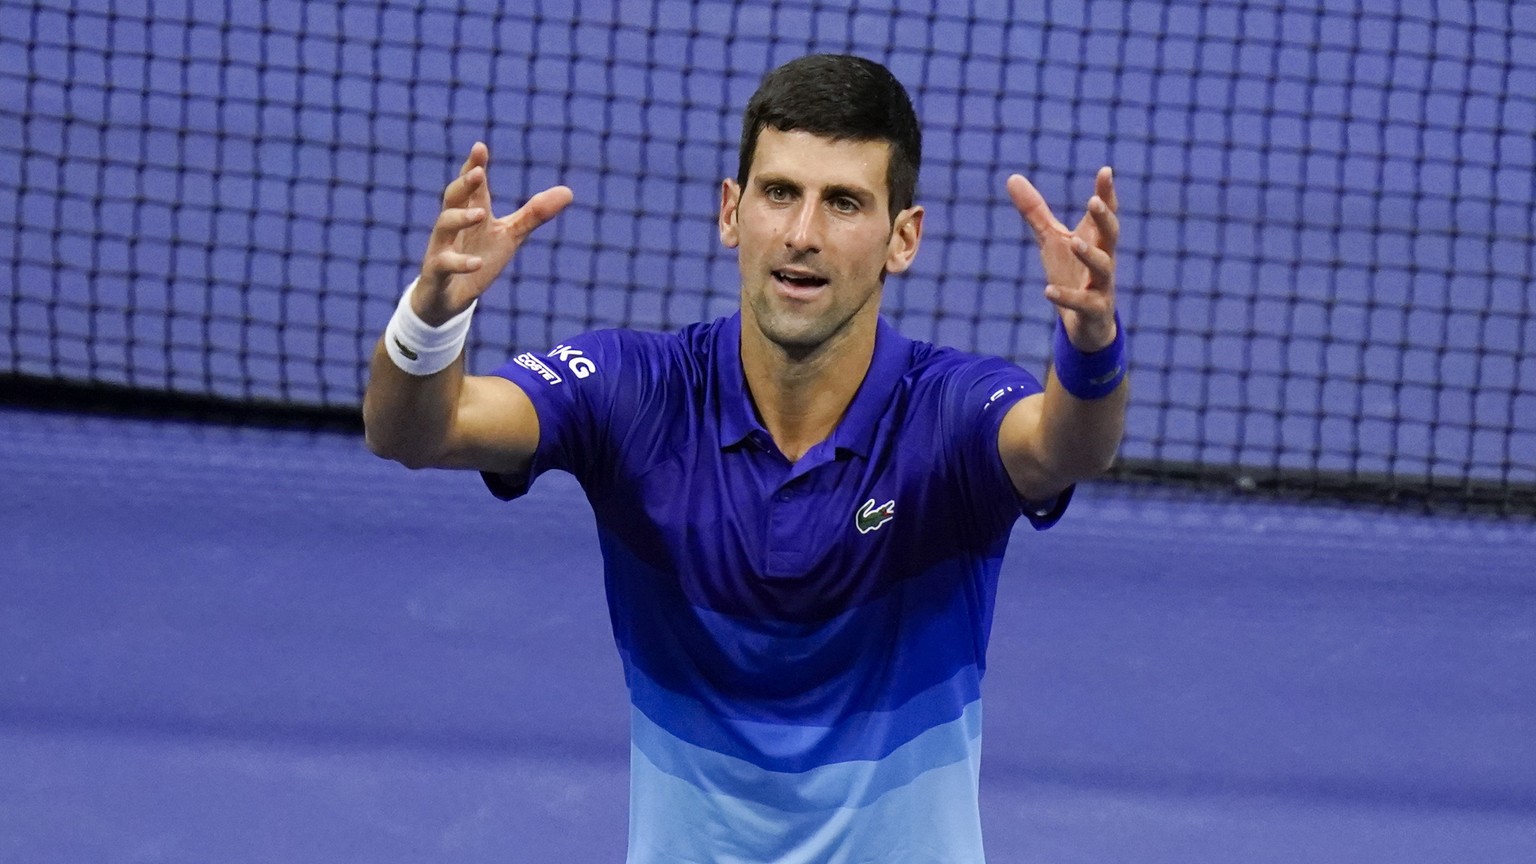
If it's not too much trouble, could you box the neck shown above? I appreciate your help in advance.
[739,314,876,463]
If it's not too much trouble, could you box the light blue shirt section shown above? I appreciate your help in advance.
[627,701,986,864]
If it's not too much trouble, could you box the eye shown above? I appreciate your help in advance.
[765,185,793,203]
[830,196,860,214]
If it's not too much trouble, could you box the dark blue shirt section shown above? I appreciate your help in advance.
[483,313,1066,723]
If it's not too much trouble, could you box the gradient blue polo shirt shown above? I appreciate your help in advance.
[484,313,1068,864]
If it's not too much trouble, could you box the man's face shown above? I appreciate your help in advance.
[720,128,922,355]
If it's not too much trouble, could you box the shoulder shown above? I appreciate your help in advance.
[903,340,1044,403]
[608,316,727,360]
[481,318,729,492]
[522,317,726,385]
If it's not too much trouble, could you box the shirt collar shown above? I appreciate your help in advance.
[714,313,912,458]
[715,313,761,450]
[831,315,912,457]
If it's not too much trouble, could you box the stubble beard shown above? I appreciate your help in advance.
[746,276,882,363]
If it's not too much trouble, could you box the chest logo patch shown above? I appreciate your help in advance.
[855,498,896,534]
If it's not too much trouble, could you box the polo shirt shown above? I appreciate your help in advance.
[484,313,1068,863]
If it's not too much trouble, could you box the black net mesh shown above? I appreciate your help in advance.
[3,1,1533,513]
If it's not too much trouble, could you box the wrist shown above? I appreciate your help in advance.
[1052,312,1126,400]
[1065,315,1117,353]
[384,279,477,376]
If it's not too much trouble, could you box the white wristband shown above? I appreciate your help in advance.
[384,279,477,376]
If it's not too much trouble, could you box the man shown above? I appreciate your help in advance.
[365,54,1126,863]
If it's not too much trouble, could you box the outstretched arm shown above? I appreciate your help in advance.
[363,142,573,473]
[997,166,1129,502]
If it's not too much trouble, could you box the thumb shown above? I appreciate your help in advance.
[502,185,575,241]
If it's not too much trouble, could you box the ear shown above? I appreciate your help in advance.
[719,179,741,248]
[884,205,924,274]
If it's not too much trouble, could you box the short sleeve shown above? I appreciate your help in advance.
[479,329,629,500]
[943,355,1072,531]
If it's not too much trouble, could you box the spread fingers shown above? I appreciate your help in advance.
[428,206,487,248]
[1087,195,1119,256]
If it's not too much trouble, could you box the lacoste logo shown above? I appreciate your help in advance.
[514,352,562,384]
[855,498,895,534]
[393,337,419,361]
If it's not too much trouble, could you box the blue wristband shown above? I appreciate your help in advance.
[1052,314,1126,400]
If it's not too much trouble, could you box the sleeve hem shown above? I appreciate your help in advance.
[480,468,532,501]
[1020,484,1074,530]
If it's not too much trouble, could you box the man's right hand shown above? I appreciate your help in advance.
[364,144,565,471]
[415,141,574,326]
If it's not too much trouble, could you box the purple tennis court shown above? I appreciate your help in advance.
[4,406,1532,862]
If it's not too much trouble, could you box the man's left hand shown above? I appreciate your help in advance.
[1007,167,1119,351]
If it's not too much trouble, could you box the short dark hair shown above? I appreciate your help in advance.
[736,54,922,219]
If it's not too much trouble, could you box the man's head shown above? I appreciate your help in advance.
[736,54,921,220]
[720,55,925,358]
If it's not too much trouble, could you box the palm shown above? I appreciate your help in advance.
[1039,212,1099,292]
[439,211,521,304]
[1007,167,1119,351]
[416,141,573,324]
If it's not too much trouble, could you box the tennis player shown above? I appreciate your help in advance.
[365,53,1127,863]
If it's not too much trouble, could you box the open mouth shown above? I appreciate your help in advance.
[772,269,829,291]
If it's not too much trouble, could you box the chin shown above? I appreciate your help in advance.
[744,282,872,356]
[754,308,852,356]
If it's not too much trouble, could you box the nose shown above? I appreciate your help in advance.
[784,199,822,254]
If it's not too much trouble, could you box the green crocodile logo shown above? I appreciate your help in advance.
[855,498,896,534]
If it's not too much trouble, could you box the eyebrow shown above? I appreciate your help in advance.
[755,174,877,207]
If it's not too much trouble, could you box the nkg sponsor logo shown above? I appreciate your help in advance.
[548,345,598,379]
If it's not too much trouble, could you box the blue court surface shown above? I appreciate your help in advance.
[2,405,1533,863]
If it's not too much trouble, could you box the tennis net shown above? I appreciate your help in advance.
[3,0,1532,514]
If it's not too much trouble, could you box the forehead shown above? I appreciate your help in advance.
[748,128,890,197]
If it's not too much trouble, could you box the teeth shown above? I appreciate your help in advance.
[775,270,825,286]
